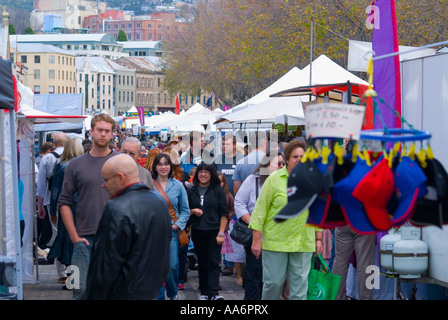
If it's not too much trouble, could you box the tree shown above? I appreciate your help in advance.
[117,29,128,41]
[24,27,33,34]
[162,0,448,107]
[8,24,16,35]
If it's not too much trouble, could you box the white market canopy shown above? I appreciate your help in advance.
[157,103,222,133]
[216,54,370,128]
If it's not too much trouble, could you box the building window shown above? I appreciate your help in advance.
[49,55,55,64]
[34,55,40,63]
[34,85,40,94]
[21,55,27,63]
[79,73,83,81]
[49,86,55,94]
[34,69,40,79]
[49,70,55,79]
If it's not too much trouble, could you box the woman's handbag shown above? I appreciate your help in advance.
[154,180,190,247]
[230,176,260,247]
[307,254,341,300]
[230,218,252,247]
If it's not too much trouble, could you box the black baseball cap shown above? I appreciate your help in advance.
[411,157,448,228]
[274,159,324,223]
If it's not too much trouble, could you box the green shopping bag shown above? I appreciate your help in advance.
[307,254,341,300]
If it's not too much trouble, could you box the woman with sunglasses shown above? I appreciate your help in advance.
[152,153,190,300]
[188,162,229,300]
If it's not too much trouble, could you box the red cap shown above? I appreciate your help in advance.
[352,158,394,231]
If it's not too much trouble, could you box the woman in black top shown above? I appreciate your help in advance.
[188,162,229,300]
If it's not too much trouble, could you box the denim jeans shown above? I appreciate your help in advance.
[158,229,179,299]
[70,235,95,300]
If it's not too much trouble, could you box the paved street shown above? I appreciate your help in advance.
[22,262,245,301]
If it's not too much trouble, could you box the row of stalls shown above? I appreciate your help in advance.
[1,47,448,299]
[1,59,86,299]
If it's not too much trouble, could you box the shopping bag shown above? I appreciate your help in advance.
[307,254,341,300]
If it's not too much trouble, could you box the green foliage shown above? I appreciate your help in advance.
[24,27,33,35]
[117,29,128,41]
[163,0,448,107]
[8,24,16,35]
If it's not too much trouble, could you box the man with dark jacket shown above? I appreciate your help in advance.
[85,154,171,300]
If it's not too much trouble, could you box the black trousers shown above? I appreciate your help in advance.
[37,205,52,249]
[191,229,221,298]
[244,245,263,300]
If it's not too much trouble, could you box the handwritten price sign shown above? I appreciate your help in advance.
[304,103,366,140]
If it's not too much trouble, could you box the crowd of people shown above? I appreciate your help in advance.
[33,112,375,301]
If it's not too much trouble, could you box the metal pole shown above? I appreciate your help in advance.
[309,19,314,86]
[0,110,6,256]
[372,39,448,61]
[9,110,23,300]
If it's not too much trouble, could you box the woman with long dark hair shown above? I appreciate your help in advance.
[188,162,229,300]
[152,153,190,300]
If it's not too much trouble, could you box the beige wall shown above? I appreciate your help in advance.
[19,51,76,95]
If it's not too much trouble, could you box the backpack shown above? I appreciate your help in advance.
[47,152,60,190]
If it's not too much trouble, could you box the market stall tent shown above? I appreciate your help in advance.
[14,81,86,287]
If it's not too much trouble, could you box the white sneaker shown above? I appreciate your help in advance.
[199,295,209,300]
[210,295,224,300]
[170,294,180,300]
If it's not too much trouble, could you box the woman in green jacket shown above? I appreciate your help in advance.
[249,140,323,300]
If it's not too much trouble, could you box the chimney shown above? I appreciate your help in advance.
[2,10,11,60]
[2,10,9,28]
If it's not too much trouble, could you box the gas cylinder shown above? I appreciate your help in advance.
[379,228,401,274]
[392,238,429,279]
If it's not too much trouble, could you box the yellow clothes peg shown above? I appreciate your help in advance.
[351,144,359,163]
[334,143,344,165]
[393,142,401,157]
[388,149,394,168]
[407,143,416,161]
[426,145,434,160]
[321,145,331,165]
[301,146,312,163]
[417,149,427,168]
[362,148,371,166]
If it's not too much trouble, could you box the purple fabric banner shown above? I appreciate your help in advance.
[136,106,145,126]
[372,0,401,129]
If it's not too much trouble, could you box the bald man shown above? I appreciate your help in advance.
[120,137,154,190]
[85,154,171,300]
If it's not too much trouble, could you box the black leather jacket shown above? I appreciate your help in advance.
[85,184,171,300]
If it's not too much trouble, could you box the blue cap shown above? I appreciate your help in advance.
[332,159,378,235]
[390,156,427,226]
